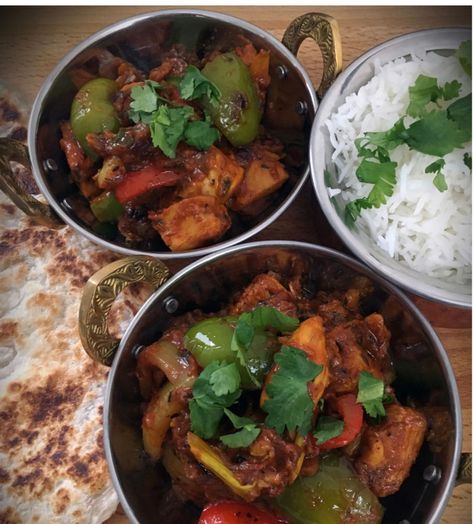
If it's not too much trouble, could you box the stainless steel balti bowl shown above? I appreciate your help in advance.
[79,240,467,524]
[309,28,471,308]
[0,9,342,258]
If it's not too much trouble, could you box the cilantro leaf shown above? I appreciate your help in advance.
[433,172,448,192]
[189,361,242,438]
[425,159,448,192]
[357,371,386,418]
[456,40,472,77]
[219,408,261,448]
[464,153,472,170]
[150,105,194,158]
[263,345,322,436]
[425,158,446,175]
[346,159,397,223]
[362,118,407,153]
[129,80,169,124]
[189,399,224,439]
[209,362,241,396]
[246,306,300,332]
[407,75,441,117]
[184,119,220,150]
[356,159,397,188]
[231,313,254,368]
[405,110,467,156]
[442,80,462,101]
[180,65,221,107]
[220,427,261,448]
[407,75,462,117]
[130,80,161,113]
[230,307,300,387]
[313,416,344,445]
[447,94,472,143]
[128,75,220,157]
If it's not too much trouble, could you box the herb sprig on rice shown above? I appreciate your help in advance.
[345,40,472,224]
[326,40,472,284]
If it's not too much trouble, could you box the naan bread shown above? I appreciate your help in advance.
[0,88,124,523]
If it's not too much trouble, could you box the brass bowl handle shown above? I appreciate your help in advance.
[0,137,63,227]
[282,12,343,98]
[79,256,171,366]
[457,452,472,485]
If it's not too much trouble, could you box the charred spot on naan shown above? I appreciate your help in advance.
[0,374,109,498]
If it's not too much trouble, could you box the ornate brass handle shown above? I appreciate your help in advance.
[282,12,343,98]
[79,256,171,366]
[0,137,63,227]
[457,452,472,485]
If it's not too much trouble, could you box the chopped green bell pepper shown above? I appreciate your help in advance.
[71,78,120,159]
[90,191,123,223]
[184,316,277,388]
[201,52,262,146]
[275,453,384,524]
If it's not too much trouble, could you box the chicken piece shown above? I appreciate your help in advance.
[179,146,244,203]
[59,122,95,181]
[326,313,392,395]
[86,123,154,165]
[318,298,353,331]
[354,404,427,497]
[94,155,126,189]
[150,195,231,251]
[235,44,271,103]
[118,205,160,243]
[230,151,289,212]
[285,316,329,404]
[115,60,145,88]
[149,56,188,82]
[229,273,298,317]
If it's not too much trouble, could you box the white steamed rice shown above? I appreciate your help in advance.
[326,50,472,285]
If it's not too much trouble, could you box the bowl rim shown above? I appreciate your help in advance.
[27,8,318,259]
[103,239,462,524]
[309,27,472,309]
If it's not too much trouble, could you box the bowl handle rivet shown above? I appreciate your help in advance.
[132,345,145,359]
[43,158,58,172]
[295,100,308,115]
[423,465,442,483]
[276,65,288,79]
[162,296,179,314]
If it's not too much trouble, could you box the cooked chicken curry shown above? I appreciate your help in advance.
[136,268,427,523]
[60,43,293,251]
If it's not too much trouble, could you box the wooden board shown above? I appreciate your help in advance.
[0,5,470,523]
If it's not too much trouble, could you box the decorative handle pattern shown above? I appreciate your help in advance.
[457,452,472,485]
[282,12,343,97]
[79,256,171,366]
[0,137,62,227]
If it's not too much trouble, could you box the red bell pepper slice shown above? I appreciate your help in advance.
[114,165,180,203]
[199,501,288,524]
[319,393,363,450]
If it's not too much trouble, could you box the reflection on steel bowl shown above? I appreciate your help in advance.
[79,241,463,524]
[0,10,342,259]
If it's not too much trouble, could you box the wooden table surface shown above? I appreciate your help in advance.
[0,5,471,523]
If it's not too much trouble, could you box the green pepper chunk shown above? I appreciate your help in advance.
[275,453,384,524]
[71,78,120,159]
[201,53,262,146]
[184,317,276,388]
[90,191,123,223]
[185,318,235,368]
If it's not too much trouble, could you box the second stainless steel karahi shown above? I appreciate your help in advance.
[0,9,341,258]
[79,240,467,524]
